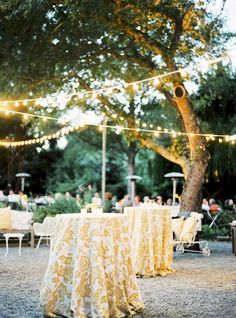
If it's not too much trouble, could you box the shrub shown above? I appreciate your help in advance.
[33,197,80,223]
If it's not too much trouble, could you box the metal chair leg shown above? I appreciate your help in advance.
[19,235,23,256]
[5,236,9,257]
[36,236,43,249]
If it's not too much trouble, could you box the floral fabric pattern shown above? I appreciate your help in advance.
[40,213,144,318]
[124,207,174,277]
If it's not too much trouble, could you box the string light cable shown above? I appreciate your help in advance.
[0,108,57,122]
[0,121,235,148]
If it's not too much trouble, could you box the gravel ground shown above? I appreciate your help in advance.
[0,241,235,318]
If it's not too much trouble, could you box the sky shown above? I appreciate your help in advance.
[222,0,236,32]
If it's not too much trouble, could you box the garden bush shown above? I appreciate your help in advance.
[33,197,80,223]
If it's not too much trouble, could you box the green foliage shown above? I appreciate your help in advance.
[0,202,6,208]
[200,209,231,239]
[0,0,233,209]
[33,197,79,223]
[200,224,230,240]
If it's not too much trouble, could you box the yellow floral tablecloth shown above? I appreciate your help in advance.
[40,213,144,318]
[124,207,174,277]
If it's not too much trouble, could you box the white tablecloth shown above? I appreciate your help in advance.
[40,213,144,318]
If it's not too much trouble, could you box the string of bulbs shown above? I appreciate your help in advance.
[0,51,235,147]
[0,122,235,148]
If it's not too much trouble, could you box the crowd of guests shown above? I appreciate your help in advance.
[202,198,236,214]
[0,189,29,210]
[201,197,236,223]
[1,184,235,218]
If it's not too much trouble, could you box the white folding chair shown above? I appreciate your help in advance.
[33,216,55,248]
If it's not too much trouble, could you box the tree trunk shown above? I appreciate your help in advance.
[180,150,210,212]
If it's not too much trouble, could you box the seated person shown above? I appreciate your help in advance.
[209,198,220,215]
[156,195,163,205]
[202,198,210,212]
[166,198,173,206]
[103,192,113,213]
[92,192,103,207]
[133,195,141,207]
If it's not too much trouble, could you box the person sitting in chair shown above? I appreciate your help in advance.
[209,198,220,215]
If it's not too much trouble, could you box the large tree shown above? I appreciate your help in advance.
[0,0,232,210]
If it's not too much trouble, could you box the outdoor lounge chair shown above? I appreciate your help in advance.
[33,216,55,248]
[202,207,223,229]
[172,212,210,256]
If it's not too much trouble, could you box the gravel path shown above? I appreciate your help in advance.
[0,241,235,318]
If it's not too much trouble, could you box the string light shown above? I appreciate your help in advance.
[0,52,231,108]
[0,108,57,122]
[0,103,234,144]
[0,120,234,148]
[153,78,160,86]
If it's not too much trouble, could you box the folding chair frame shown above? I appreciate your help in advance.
[174,240,210,257]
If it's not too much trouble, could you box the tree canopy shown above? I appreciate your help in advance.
[0,0,234,209]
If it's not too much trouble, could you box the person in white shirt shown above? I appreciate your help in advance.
[92,192,102,207]
[202,198,210,212]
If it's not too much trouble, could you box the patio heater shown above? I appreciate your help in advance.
[125,175,142,204]
[164,172,184,205]
[15,173,31,192]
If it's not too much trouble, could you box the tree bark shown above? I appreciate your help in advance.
[180,144,210,212]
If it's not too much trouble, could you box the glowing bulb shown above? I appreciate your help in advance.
[180,69,188,78]
[153,78,160,86]
[15,101,19,107]
[219,138,223,143]
[106,88,113,94]
[200,60,209,73]
[92,92,97,99]
[3,101,7,106]
[77,92,83,99]
[23,100,27,106]
[133,83,138,90]
[24,114,29,120]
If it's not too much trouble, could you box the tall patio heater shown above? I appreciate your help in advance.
[15,173,31,192]
[164,172,184,205]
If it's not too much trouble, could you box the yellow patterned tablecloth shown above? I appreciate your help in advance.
[124,207,174,277]
[40,213,144,318]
